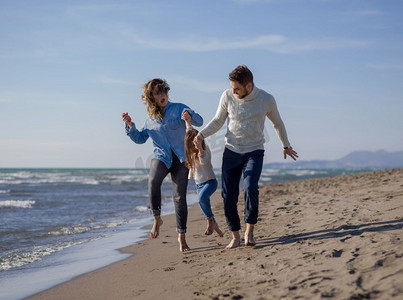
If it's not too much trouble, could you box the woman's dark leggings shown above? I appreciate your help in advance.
[148,154,189,233]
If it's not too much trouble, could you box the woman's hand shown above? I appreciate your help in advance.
[122,112,132,128]
[181,110,191,121]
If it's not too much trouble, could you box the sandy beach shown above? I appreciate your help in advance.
[28,169,403,300]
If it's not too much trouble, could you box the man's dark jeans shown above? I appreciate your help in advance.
[221,148,264,231]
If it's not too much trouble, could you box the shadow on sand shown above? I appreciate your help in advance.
[255,219,403,249]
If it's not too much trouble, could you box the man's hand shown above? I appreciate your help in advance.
[283,147,298,160]
[193,133,204,149]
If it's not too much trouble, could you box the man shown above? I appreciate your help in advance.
[194,65,298,249]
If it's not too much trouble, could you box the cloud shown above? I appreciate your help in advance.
[272,37,371,54]
[354,10,383,16]
[96,75,225,93]
[232,0,275,3]
[169,76,226,93]
[367,63,403,70]
[97,76,139,86]
[128,32,371,54]
[131,34,286,52]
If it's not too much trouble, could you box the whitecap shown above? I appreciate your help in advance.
[0,240,91,271]
[0,200,35,209]
[47,225,91,236]
[133,206,149,212]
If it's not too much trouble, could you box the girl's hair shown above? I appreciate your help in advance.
[141,78,170,121]
[184,128,205,176]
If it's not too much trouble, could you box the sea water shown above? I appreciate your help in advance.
[0,168,363,299]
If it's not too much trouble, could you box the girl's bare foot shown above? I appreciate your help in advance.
[178,233,190,252]
[225,231,241,249]
[214,223,224,237]
[204,218,215,235]
[150,216,163,239]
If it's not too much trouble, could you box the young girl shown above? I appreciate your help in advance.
[182,111,223,237]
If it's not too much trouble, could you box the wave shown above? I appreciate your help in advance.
[0,200,35,209]
[0,239,94,271]
[46,215,144,237]
[133,205,148,212]
[0,169,150,186]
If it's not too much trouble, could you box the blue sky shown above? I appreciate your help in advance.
[1,0,402,168]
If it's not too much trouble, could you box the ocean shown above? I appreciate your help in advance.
[0,167,365,299]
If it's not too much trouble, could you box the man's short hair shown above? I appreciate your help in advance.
[229,65,254,86]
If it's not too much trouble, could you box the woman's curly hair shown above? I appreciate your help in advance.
[141,78,170,120]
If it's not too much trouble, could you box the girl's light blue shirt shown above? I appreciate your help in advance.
[125,102,203,168]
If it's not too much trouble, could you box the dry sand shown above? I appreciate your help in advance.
[28,169,403,300]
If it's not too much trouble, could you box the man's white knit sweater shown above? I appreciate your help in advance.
[200,86,291,154]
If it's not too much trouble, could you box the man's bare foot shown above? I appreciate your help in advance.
[225,238,241,249]
[150,216,163,239]
[214,223,224,237]
[204,218,215,235]
[245,223,256,246]
[244,233,256,246]
[225,231,241,249]
[178,233,190,252]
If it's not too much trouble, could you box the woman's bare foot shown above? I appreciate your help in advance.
[214,223,224,237]
[204,218,215,235]
[225,231,241,249]
[245,223,256,246]
[178,233,190,252]
[150,216,163,239]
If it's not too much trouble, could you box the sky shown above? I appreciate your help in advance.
[1,0,402,168]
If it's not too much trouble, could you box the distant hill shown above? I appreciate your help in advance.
[264,150,403,170]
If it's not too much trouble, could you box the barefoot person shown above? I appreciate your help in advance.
[122,78,203,252]
[182,111,224,238]
[194,65,298,249]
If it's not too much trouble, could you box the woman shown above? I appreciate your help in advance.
[122,78,203,252]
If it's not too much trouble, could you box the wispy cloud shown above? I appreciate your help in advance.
[354,10,383,16]
[128,32,371,54]
[96,75,225,93]
[97,76,139,86]
[232,0,275,3]
[367,63,403,70]
[131,34,286,52]
[169,76,226,93]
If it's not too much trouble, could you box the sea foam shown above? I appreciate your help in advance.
[0,200,35,209]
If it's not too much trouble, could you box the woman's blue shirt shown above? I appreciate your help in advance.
[125,102,203,168]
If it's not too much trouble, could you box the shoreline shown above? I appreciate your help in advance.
[0,194,198,300]
[28,169,403,299]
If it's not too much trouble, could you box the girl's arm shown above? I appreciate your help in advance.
[182,107,203,127]
[197,145,211,166]
[181,110,194,132]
